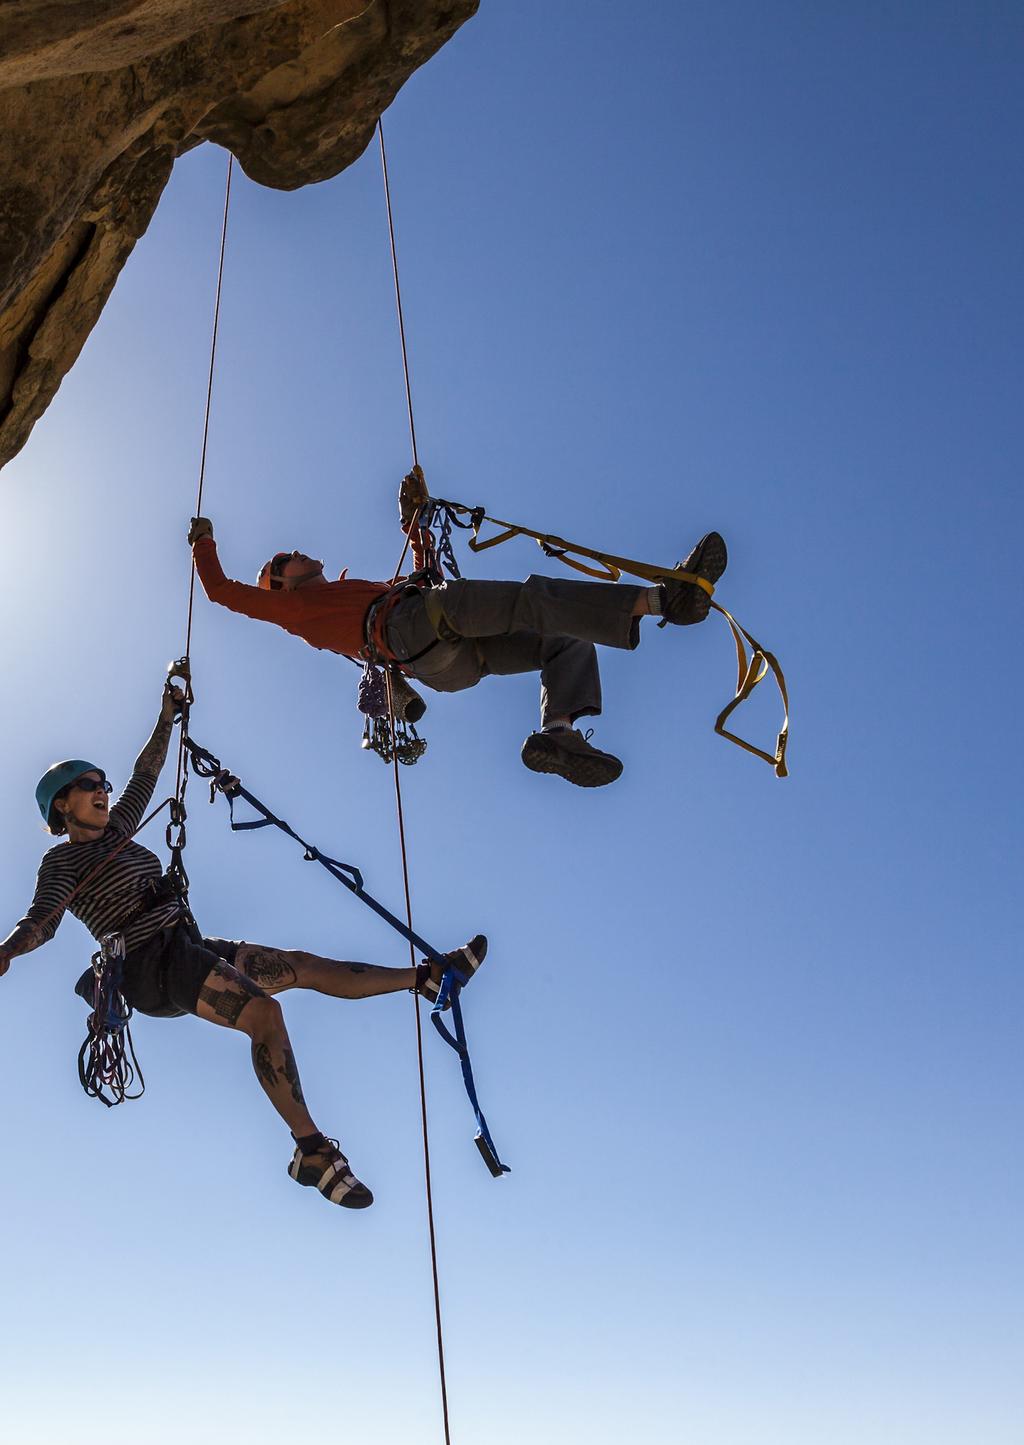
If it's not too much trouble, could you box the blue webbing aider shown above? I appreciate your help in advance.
[182,734,509,1177]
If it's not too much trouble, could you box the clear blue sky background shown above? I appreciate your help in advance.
[2,4,1021,1442]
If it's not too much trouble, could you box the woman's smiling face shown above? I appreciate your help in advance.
[56,771,112,836]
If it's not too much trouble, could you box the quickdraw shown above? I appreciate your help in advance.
[181,731,508,1177]
[420,495,790,777]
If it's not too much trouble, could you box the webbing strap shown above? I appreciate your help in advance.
[182,734,508,1169]
[710,602,789,777]
[431,969,510,1177]
[424,495,790,775]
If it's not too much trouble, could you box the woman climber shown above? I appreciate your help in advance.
[0,678,486,1210]
[187,470,727,788]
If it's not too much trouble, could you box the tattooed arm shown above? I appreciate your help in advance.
[134,684,182,778]
[0,852,67,975]
[109,683,185,833]
[0,922,41,975]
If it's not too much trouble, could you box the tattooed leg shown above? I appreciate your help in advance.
[194,961,318,1136]
[235,942,418,1000]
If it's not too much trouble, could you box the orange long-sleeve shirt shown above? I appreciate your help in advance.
[193,533,428,658]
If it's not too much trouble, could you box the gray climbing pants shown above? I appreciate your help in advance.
[384,574,644,727]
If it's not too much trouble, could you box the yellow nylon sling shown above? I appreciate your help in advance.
[429,497,790,777]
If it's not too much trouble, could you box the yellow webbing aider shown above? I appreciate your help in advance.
[427,496,789,777]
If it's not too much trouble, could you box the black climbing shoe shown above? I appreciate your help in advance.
[521,728,623,787]
[661,531,728,625]
[288,1139,373,1209]
[419,934,488,1010]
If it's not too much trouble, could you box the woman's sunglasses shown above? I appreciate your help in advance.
[73,777,113,796]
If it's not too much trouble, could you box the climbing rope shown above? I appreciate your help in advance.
[378,115,453,1445]
[173,152,234,820]
[73,161,234,1112]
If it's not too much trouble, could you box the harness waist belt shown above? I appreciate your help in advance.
[364,578,447,666]
[111,874,186,940]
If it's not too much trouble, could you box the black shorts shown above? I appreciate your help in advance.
[76,919,243,1020]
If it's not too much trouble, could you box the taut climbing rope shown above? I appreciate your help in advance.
[171,151,233,825]
[378,115,455,1445]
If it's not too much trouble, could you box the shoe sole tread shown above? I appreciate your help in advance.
[521,737,622,787]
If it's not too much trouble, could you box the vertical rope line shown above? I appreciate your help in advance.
[378,115,451,1445]
[378,120,419,467]
[385,671,452,1445]
[175,152,233,797]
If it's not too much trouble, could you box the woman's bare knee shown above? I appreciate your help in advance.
[242,993,285,1040]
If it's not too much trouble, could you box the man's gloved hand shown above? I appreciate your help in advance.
[188,516,214,545]
[399,466,429,530]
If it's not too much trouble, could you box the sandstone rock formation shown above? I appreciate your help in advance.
[0,1,477,470]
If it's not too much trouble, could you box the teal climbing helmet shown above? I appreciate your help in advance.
[35,760,106,830]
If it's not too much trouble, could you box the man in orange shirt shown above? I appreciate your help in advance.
[189,495,726,788]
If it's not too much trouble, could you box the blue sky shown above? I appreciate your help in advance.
[1,4,1021,1442]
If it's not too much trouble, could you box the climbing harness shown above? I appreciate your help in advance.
[77,933,145,1107]
[419,494,791,777]
[178,729,509,1175]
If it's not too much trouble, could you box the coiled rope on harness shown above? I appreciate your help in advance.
[78,933,145,1107]
[419,494,791,777]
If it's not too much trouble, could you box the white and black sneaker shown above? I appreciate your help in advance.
[288,1139,373,1209]
[418,934,487,1010]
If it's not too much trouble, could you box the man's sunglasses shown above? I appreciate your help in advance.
[72,777,113,795]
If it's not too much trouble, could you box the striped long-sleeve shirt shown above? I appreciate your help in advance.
[18,766,180,955]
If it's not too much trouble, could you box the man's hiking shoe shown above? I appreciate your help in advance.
[419,934,488,1010]
[288,1139,373,1209]
[521,728,623,788]
[661,531,728,626]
